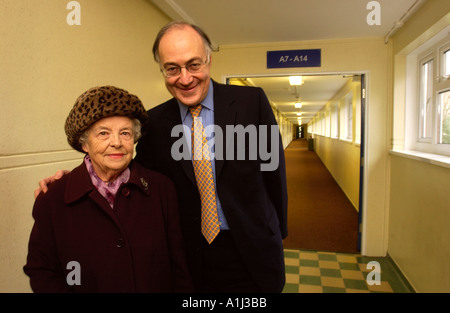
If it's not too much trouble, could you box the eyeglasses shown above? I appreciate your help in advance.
[161,60,208,77]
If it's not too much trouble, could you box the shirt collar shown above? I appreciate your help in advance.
[178,80,214,122]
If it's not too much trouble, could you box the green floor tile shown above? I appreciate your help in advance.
[284,251,300,259]
[322,286,346,293]
[343,278,369,290]
[339,262,360,271]
[285,265,299,274]
[299,259,319,267]
[299,275,322,286]
[320,268,342,277]
[282,283,299,293]
[318,253,337,261]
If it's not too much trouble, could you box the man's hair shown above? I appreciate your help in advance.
[152,21,213,63]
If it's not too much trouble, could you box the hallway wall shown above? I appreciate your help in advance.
[307,78,362,211]
[0,0,170,292]
[312,136,360,211]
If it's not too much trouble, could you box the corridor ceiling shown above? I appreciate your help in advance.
[150,0,424,124]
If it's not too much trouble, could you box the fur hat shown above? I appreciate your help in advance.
[65,85,148,152]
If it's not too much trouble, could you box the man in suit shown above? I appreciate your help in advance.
[135,22,288,292]
[36,21,287,293]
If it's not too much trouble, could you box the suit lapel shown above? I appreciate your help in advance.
[213,81,237,178]
[163,98,197,185]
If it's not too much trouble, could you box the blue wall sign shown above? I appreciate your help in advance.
[267,49,321,68]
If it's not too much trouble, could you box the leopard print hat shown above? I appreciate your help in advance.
[65,86,148,152]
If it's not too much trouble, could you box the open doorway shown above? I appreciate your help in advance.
[226,73,365,253]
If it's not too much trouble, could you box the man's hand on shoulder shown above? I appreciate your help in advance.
[34,170,71,198]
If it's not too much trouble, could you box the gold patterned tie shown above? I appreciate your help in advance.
[189,104,220,244]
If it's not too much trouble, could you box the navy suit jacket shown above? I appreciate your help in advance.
[135,81,288,292]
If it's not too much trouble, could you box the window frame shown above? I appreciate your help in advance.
[410,35,450,157]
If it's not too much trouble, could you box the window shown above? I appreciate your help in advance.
[444,49,450,77]
[401,32,450,157]
[419,57,433,141]
[346,96,353,141]
[325,108,331,138]
[340,93,353,141]
[438,44,450,146]
[438,90,450,144]
[331,101,339,139]
[320,112,325,136]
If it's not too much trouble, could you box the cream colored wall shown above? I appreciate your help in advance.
[314,136,360,210]
[0,0,170,292]
[211,38,390,257]
[389,156,450,292]
[388,0,450,292]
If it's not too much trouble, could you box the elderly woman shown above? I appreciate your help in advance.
[24,86,192,292]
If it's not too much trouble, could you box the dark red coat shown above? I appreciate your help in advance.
[24,160,192,293]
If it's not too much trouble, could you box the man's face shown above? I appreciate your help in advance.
[158,26,211,107]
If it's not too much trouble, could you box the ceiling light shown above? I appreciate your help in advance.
[296,112,302,116]
[294,102,302,109]
[289,76,303,85]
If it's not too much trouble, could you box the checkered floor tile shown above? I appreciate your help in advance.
[283,249,414,293]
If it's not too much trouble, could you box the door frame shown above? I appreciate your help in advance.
[223,71,369,253]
